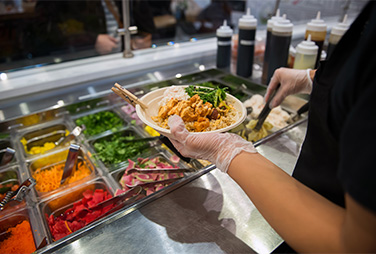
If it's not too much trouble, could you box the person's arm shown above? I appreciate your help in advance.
[167,115,376,252]
[228,152,376,253]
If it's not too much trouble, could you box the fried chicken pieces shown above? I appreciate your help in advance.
[152,94,218,132]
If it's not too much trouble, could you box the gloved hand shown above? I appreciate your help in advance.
[265,68,313,108]
[167,115,257,173]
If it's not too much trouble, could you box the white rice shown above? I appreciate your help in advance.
[159,86,190,106]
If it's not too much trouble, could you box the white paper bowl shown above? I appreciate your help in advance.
[135,86,247,137]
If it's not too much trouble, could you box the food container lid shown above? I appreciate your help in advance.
[272,14,293,33]
[238,8,257,28]
[216,20,233,37]
[306,11,327,32]
[296,34,319,55]
[266,9,283,29]
[331,14,349,36]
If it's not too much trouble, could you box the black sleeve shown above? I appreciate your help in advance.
[334,2,376,212]
[338,74,376,212]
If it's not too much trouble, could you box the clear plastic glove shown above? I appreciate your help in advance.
[265,68,313,108]
[167,115,257,173]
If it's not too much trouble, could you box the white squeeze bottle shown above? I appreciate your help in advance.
[305,11,327,68]
[293,34,318,69]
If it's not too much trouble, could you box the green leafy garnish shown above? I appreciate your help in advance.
[185,85,228,107]
[93,134,148,165]
[75,111,124,136]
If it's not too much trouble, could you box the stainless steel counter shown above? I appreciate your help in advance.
[44,121,307,254]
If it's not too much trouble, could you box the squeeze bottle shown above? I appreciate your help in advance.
[267,15,293,85]
[293,34,318,69]
[236,8,257,77]
[216,20,233,70]
[261,9,282,84]
[305,11,327,67]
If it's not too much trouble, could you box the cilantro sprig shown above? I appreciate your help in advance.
[93,134,148,165]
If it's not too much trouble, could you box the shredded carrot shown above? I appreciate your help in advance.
[33,161,92,194]
[0,220,36,253]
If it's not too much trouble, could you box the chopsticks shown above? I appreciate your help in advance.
[111,83,148,110]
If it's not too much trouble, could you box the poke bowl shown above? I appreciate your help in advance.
[135,85,247,137]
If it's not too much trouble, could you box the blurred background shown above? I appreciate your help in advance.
[0,0,367,73]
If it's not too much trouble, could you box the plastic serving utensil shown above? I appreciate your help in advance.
[124,167,192,188]
[60,144,80,186]
[72,186,146,223]
[125,177,184,188]
[0,178,36,211]
[55,125,85,146]
[159,136,197,165]
[126,167,195,175]
[90,186,145,212]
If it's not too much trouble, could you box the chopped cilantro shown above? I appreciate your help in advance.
[93,133,148,165]
[75,111,124,136]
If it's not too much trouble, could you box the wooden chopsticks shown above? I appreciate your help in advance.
[111,83,148,110]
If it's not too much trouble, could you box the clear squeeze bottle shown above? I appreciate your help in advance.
[326,14,349,59]
[236,8,257,77]
[261,9,282,84]
[293,34,318,70]
[266,15,293,85]
[216,20,233,70]
[305,11,327,68]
